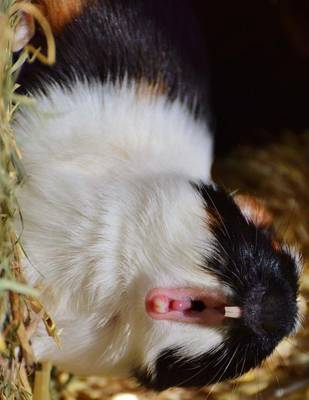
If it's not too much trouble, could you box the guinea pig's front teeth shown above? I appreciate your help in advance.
[224,306,242,319]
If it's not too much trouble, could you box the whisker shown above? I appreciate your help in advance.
[173,344,227,387]
[202,186,232,241]
[212,240,244,290]
[205,344,240,399]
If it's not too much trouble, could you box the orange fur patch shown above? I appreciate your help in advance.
[234,194,273,228]
[35,0,93,32]
[136,79,167,99]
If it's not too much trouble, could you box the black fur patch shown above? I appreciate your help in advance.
[136,184,299,390]
[18,0,211,121]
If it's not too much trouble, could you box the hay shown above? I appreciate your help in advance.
[0,1,55,399]
[0,1,34,398]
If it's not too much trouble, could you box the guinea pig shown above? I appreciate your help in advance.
[13,0,301,391]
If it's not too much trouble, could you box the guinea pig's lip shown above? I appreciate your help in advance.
[146,287,227,305]
[145,287,228,325]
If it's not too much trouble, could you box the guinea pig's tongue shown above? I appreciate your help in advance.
[146,288,227,326]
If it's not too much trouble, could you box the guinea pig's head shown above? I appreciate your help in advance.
[133,182,301,390]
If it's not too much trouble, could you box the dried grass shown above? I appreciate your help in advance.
[0,1,55,399]
[0,1,35,398]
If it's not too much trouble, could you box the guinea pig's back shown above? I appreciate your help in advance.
[18,0,212,122]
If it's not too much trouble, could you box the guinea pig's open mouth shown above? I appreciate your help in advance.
[146,288,242,326]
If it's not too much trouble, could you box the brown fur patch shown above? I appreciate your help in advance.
[206,209,220,230]
[35,0,93,32]
[234,194,273,229]
[136,79,167,99]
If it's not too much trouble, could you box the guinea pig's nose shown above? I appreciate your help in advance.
[243,285,291,336]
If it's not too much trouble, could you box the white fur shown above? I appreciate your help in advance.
[14,80,227,377]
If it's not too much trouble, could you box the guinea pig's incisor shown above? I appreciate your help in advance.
[14,0,301,391]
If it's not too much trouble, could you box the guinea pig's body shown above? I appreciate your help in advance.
[14,0,300,390]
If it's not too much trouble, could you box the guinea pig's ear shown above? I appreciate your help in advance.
[233,194,273,229]
[12,10,35,52]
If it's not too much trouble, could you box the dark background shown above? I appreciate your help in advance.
[192,0,309,153]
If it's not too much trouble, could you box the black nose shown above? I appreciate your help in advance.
[243,284,296,338]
